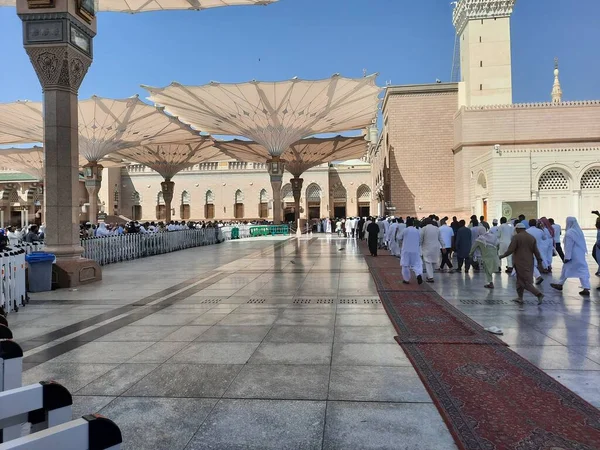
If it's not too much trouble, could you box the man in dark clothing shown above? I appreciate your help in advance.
[366,217,380,256]
[480,215,490,230]
[450,216,460,234]
[454,220,472,272]
[357,217,365,240]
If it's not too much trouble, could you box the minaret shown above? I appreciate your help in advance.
[551,57,563,103]
[453,0,516,106]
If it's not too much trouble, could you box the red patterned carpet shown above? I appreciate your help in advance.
[361,245,600,450]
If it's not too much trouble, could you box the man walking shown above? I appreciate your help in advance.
[499,223,545,305]
[550,217,591,296]
[454,220,472,273]
[420,219,445,282]
[498,217,514,273]
[549,218,564,262]
[438,218,454,272]
[398,218,423,285]
[366,217,380,257]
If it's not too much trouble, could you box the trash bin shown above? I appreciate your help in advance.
[25,252,55,293]
[231,227,240,239]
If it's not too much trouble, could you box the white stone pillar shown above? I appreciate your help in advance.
[84,162,103,224]
[267,157,285,224]
[0,210,4,228]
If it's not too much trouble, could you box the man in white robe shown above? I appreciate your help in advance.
[376,218,386,248]
[326,218,332,233]
[345,217,353,238]
[382,218,391,247]
[525,219,547,285]
[420,219,445,282]
[398,218,423,284]
[498,217,514,272]
[551,217,591,296]
[386,219,401,257]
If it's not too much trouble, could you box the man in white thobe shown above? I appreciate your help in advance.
[377,218,386,248]
[398,218,423,285]
[420,219,445,282]
[345,218,353,238]
[550,217,591,296]
[498,217,514,272]
[386,219,401,257]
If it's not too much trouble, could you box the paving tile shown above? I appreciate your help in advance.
[323,402,457,450]
[129,341,190,363]
[334,326,396,343]
[189,313,231,325]
[274,314,336,326]
[124,364,242,398]
[97,325,181,342]
[22,362,118,392]
[264,325,334,343]
[77,363,159,395]
[329,366,430,402]
[132,313,202,326]
[250,342,332,365]
[163,325,211,341]
[51,341,154,363]
[546,370,600,407]
[171,342,261,364]
[99,397,217,450]
[71,395,116,419]
[195,325,271,342]
[332,343,411,366]
[512,346,600,370]
[217,313,279,326]
[225,364,330,400]
[335,314,393,327]
[186,399,326,449]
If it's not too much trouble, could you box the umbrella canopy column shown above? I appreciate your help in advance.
[18,2,101,286]
[290,177,304,224]
[83,162,103,223]
[161,179,175,223]
[267,157,285,224]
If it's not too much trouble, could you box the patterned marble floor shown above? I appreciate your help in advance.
[8,234,600,449]
[12,236,456,450]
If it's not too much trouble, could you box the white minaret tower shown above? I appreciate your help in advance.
[453,0,516,107]
[551,57,563,103]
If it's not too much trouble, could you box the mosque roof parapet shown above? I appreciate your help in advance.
[452,0,516,35]
[462,100,600,111]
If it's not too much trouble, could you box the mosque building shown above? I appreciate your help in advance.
[370,0,600,229]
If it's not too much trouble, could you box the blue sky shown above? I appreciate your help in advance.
[0,0,599,104]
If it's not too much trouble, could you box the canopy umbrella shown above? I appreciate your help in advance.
[144,74,381,222]
[216,135,368,222]
[116,137,223,222]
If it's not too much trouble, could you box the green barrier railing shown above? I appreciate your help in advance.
[249,225,290,237]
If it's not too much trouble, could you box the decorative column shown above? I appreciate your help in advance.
[161,179,175,223]
[84,162,103,223]
[290,177,304,223]
[267,157,285,224]
[18,0,101,286]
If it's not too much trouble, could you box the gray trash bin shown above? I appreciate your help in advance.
[25,252,55,292]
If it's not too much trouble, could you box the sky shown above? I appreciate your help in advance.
[0,0,599,104]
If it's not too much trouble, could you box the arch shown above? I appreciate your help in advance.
[234,189,244,219]
[281,183,293,201]
[180,190,191,220]
[357,184,371,201]
[581,166,600,190]
[306,183,322,201]
[132,191,141,204]
[234,189,244,203]
[259,189,269,203]
[538,168,569,191]
[477,171,487,190]
[8,189,20,204]
[205,190,215,219]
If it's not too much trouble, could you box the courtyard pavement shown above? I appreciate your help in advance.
[6,233,600,449]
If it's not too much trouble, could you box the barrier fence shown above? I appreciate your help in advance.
[81,228,224,266]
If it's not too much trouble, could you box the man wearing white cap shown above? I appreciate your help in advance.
[499,223,545,305]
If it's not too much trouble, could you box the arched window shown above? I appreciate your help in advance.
[333,184,347,201]
[259,189,269,218]
[234,189,244,219]
[281,183,293,202]
[9,189,19,204]
[581,167,600,190]
[477,172,487,190]
[306,184,322,201]
[180,190,191,220]
[332,184,347,218]
[132,191,141,204]
[357,184,371,201]
[205,190,215,219]
[538,169,569,191]
[156,191,165,220]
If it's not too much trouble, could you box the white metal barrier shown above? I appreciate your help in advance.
[0,340,22,393]
[0,248,27,315]
[81,228,225,266]
[0,381,72,443]
[220,225,251,240]
[0,415,121,450]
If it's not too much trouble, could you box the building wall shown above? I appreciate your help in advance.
[380,84,459,219]
[105,161,371,222]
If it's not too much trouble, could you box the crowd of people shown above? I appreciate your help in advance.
[318,212,600,306]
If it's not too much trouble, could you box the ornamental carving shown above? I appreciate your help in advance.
[25,46,91,93]
[453,0,516,34]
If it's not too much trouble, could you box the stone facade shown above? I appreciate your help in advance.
[101,160,373,223]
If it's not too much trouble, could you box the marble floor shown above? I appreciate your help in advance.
[7,234,600,449]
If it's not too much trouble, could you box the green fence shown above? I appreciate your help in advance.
[249,225,290,237]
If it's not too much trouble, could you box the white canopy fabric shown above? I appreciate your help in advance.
[116,138,223,180]
[0,146,44,180]
[144,74,381,157]
[0,146,126,181]
[0,0,277,13]
[216,135,368,177]
[0,96,201,163]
